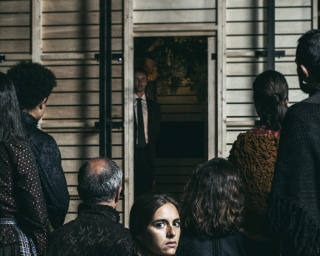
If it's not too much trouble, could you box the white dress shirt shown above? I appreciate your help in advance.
[134,93,148,144]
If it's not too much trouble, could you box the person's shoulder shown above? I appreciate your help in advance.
[5,139,30,151]
[147,97,160,106]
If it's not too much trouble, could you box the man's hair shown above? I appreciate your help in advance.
[180,158,246,236]
[78,157,123,204]
[7,61,57,111]
[134,68,147,77]
[296,29,320,82]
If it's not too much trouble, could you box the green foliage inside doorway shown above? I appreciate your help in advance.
[134,37,208,104]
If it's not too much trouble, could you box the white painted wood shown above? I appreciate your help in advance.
[217,0,227,157]
[227,89,307,103]
[226,0,311,8]
[133,23,218,32]
[133,10,216,24]
[312,0,318,29]
[227,21,311,35]
[226,62,297,76]
[227,35,301,49]
[208,37,216,159]
[133,0,216,10]
[227,76,300,89]
[32,0,42,63]
[226,8,311,22]
[124,0,134,228]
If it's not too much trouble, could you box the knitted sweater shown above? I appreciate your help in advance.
[228,128,280,233]
[263,85,320,256]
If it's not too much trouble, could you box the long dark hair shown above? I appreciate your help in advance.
[130,192,179,254]
[0,72,24,142]
[180,158,246,236]
[253,70,289,131]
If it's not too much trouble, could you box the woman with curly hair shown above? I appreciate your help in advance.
[176,157,268,256]
[228,70,289,235]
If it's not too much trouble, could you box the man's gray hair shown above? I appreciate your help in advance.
[78,157,122,203]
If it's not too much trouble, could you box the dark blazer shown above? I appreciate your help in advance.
[134,97,161,168]
[21,111,70,230]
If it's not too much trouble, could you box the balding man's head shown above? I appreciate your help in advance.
[78,157,122,204]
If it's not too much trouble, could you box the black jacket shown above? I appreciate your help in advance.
[134,97,161,168]
[176,229,270,256]
[46,203,134,256]
[21,111,69,229]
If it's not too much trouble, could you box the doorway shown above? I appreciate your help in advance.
[134,36,215,199]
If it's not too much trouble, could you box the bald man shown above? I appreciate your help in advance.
[46,157,134,256]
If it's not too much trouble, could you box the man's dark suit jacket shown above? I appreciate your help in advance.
[134,97,161,168]
[21,111,70,230]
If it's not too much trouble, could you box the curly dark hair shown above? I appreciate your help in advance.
[7,61,57,111]
[180,158,246,236]
[253,70,289,131]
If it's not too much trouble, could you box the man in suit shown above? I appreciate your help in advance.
[134,68,161,198]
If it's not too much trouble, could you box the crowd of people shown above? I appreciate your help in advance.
[1,29,320,256]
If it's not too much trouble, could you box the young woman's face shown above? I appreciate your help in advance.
[140,203,181,255]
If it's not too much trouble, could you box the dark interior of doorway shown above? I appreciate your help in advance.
[134,36,209,198]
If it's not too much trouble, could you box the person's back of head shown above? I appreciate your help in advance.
[180,157,245,237]
[7,61,57,111]
[77,157,122,206]
[253,70,289,131]
[296,29,320,83]
[0,72,24,142]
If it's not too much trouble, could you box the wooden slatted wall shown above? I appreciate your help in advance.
[40,0,124,224]
[225,0,317,155]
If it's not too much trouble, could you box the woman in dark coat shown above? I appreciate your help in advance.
[0,72,47,255]
[176,158,269,256]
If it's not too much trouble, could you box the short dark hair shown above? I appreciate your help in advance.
[296,29,320,82]
[129,192,179,254]
[253,70,289,131]
[180,158,246,236]
[7,61,57,111]
[0,72,24,142]
[78,157,123,203]
[134,68,147,77]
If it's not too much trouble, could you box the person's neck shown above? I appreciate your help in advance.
[97,201,117,209]
[22,109,40,121]
[135,91,145,98]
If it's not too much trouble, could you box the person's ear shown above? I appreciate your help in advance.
[39,98,47,110]
[115,186,121,204]
[286,97,289,105]
[300,64,309,78]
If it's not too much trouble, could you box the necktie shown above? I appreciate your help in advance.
[137,98,146,148]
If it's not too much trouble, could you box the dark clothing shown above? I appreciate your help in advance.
[46,203,134,256]
[21,112,69,230]
[176,229,269,256]
[134,145,155,196]
[134,98,161,197]
[263,84,320,256]
[228,125,280,233]
[0,139,47,255]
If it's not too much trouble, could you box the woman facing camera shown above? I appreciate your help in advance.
[176,158,268,256]
[228,70,289,234]
[130,193,180,256]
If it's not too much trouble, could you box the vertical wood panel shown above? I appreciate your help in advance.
[217,0,227,157]
[124,0,134,228]
[32,0,42,63]
[208,37,216,159]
